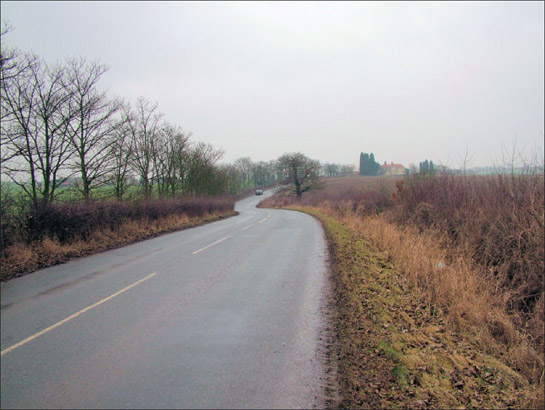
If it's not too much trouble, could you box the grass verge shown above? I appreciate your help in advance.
[285,206,539,409]
[0,210,236,281]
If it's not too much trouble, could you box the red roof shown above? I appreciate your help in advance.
[381,163,404,169]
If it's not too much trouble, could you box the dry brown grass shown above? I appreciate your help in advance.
[0,210,235,280]
[346,214,544,394]
[262,173,544,408]
[392,174,544,320]
[292,207,540,408]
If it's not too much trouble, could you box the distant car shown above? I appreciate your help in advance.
[255,189,263,195]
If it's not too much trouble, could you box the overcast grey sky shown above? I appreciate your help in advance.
[1,1,543,167]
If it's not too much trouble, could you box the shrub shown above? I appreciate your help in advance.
[393,173,544,317]
[260,176,398,216]
[264,173,544,387]
[4,196,234,247]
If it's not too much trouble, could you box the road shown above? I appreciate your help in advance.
[1,190,331,409]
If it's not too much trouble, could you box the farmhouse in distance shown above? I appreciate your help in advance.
[380,162,406,176]
[359,152,406,176]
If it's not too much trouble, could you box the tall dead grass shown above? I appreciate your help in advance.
[344,215,543,389]
[1,197,235,280]
[393,173,544,319]
[262,172,544,404]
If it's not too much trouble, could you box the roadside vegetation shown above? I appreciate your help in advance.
[0,196,235,280]
[1,30,359,281]
[4,26,543,407]
[0,30,252,280]
[0,30,317,280]
[260,170,544,409]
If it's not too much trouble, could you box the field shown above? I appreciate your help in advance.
[261,172,544,408]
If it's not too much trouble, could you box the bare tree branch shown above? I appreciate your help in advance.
[64,58,121,200]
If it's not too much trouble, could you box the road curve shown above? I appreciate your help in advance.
[1,191,331,409]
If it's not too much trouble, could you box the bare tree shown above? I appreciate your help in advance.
[252,161,270,188]
[108,102,134,201]
[322,163,340,177]
[221,158,279,195]
[176,143,193,195]
[168,127,191,196]
[264,160,280,186]
[64,58,121,200]
[1,26,38,169]
[339,164,356,176]
[129,97,163,198]
[2,55,75,206]
[218,163,244,195]
[1,23,16,82]
[185,142,224,196]
[234,157,254,189]
[0,24,31,86]
[277,152,321,198]
[153,121,190,197]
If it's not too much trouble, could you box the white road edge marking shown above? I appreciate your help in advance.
[192,235,232,255]
[1,272,158,357]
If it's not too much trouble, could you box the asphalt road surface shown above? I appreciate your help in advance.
[1,190,331,409]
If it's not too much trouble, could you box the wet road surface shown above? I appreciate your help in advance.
[1,191,330,409]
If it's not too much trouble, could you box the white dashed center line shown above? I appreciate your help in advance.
[192,235,232,255]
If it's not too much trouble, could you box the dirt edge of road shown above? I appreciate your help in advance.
[1,210,237,282]
[289,207,534,409]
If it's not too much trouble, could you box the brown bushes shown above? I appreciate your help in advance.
[263,172,544,404]
[2,196,234,247]
[1,196,235,280]
[350,215,543,389]
[389,173,544,394]
[393,173,544,319]
[260,176,398,215]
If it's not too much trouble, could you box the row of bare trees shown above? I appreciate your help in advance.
[322,162,356,178]
[2,28,357,207]
[1,30,228,205]
[220,157,357,196]
[219,157,281,195]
